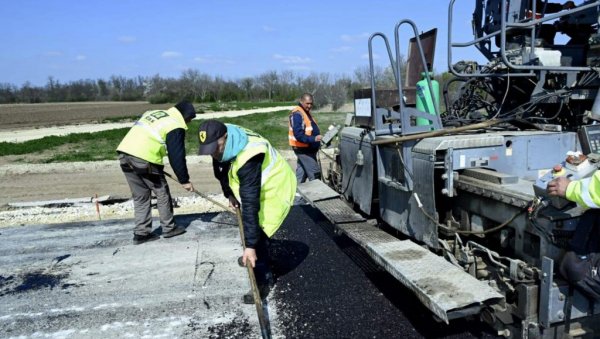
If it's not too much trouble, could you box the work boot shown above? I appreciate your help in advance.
[133,233,160,245]
[243,285,272,304]
[243,290,255,304]
[162,226,186,238]
[242,277,275,304]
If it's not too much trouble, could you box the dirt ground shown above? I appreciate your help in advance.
[0,156,225,207]
[0,103,335,214]
[0,102,168,130]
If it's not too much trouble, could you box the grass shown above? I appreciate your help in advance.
[196,101,293,113]
[97,102,294,123]
[0,110,348,163]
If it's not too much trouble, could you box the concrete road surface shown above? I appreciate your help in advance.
[0,212,265,338]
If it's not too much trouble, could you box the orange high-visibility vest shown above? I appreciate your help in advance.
[288,106,317,148]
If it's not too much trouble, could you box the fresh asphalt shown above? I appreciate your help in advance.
[270,204,498,338]
[0,202,499,338]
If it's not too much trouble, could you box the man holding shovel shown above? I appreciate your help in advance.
[116,101,196,245]
[197,119,296,303]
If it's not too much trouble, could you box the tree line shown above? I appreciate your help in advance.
[0,65,448,110]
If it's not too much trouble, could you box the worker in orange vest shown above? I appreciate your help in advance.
[288,93,322,183]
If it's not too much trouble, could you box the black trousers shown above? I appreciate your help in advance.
[560,210,600,299]
[253,229,273,287]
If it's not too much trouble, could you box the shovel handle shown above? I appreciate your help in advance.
[163,171,233,213]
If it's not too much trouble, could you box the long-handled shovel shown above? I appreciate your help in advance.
[164,172,272,339]
[235,207,272,339]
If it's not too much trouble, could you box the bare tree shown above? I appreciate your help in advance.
[0,83,18,104]
[180,69,209,102]
[258,71,278,101]
[239,77,254,101]
[277,70,296,101]
[327,76,351,111]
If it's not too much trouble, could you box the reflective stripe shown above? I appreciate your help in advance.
[580,177,600,208]
[246,141,277,186]
[134,121,165,145]
[154,117,181,136]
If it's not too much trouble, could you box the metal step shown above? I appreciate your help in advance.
[297,180,366,224]
[298,180,504,324]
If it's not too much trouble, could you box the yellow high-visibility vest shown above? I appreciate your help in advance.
[566,170,600,209]
[229,129,296,237]
[116,107,187,165]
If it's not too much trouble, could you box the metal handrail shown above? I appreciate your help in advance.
[448,0,534,78]
[368,33,398,116]
[395,19,441,117]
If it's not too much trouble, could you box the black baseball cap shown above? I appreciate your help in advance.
[198,120,227,155]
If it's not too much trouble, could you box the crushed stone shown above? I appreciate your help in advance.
[0,194,230,228]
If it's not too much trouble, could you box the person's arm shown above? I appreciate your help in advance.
[309,115,322,147]
[565,171,600,208]
[165,128,193,190]
[290,112,320,144]
[548,171,600,208]
[236,153,264,249]
[212,158,236,202]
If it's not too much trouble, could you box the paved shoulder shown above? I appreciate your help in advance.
[0,213,261,338]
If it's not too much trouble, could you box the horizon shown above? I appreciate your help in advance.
[2,0,483,87]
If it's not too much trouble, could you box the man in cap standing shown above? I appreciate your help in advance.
[198,119,296,303]
[117,101,196,244]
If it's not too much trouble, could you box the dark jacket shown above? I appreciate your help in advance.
[165,128,190,184]
[213,153,264,248]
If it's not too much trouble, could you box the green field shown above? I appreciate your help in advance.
[0,110,348,163]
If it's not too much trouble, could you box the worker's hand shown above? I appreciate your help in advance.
[182,182,194,192]
[315,135,323,142]
[228,195,240,208]
[547,176,571,198]
[242,248,257,268]
[563,1,575,9]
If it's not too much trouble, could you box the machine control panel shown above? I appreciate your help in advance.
[533,153,597,209]
[579,124,600,155]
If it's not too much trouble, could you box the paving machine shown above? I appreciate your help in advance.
[298,1,600,337]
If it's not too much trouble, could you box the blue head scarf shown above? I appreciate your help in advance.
[221,124,248,162]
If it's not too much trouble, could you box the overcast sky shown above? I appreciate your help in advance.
[1,0,483,86]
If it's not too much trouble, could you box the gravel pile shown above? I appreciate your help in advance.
[0,194,230,227]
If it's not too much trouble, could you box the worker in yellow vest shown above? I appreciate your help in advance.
[548,171,600,299]
[198,119,296,303]
[288,93,322,183]
[116,101,196,245]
